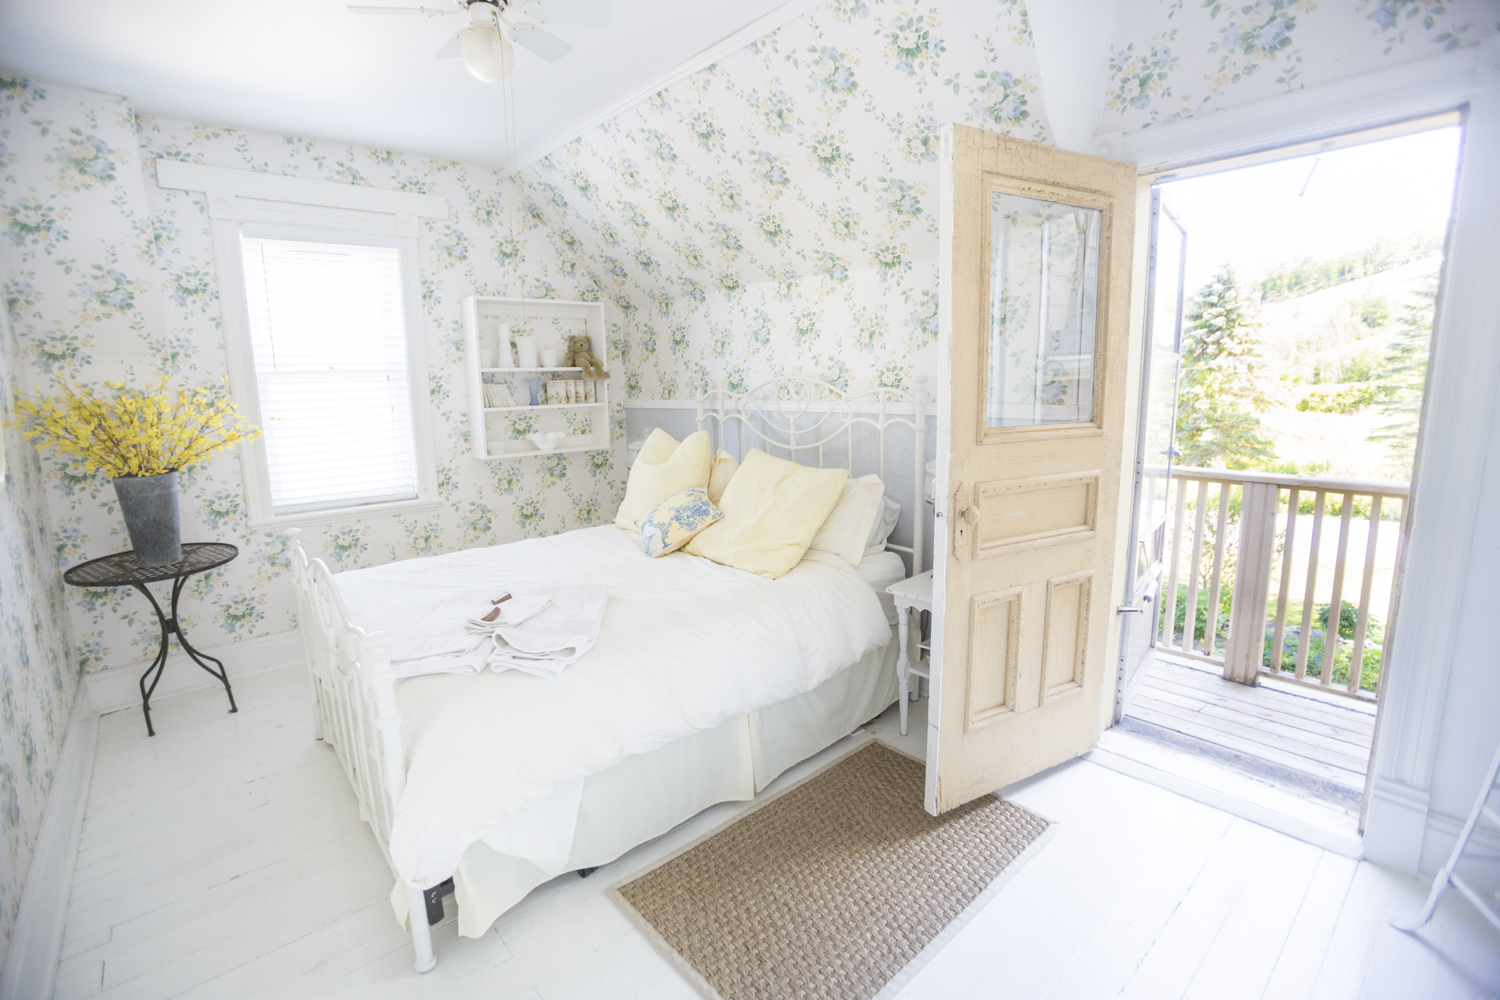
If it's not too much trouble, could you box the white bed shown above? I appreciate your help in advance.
[286,376,929,971]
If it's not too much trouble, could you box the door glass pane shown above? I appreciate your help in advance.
[987,192,1101,427]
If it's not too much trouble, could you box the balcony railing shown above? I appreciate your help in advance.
[1156,467,1410,702]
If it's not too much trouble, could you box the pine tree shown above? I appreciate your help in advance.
[1368,280,1435,479]
[1174,265,1276,469]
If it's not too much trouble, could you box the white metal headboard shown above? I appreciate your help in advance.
[695,375,929,578]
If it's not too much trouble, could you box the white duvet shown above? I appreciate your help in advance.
[332,525,891,889]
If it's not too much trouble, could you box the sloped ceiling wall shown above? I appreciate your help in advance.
[516,0,1496,404]
[517,0,1048,399]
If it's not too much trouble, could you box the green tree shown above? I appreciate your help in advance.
[1369,280,1435,479]
[1175,265,1276,469]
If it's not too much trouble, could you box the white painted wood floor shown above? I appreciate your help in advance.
[55,667,1500,1000]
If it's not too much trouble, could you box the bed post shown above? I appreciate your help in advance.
[911,376,929,577]
[283,528,324,742]
[368,632,435,973]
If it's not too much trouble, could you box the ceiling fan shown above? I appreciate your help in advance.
[348,0,613,82]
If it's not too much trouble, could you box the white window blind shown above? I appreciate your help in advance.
[240,234,419,513]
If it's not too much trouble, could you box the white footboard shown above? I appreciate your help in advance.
[284,529,436,973]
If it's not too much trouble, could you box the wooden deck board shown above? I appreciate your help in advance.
[1125,655,1375,797]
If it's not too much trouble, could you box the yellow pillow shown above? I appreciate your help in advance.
[640,486,723,557]
[686,449,848,579]
[707,449,739,505]
[615,429,712,531]
[808,474,885,567]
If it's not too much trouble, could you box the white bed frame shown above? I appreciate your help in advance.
[284,375,929,973]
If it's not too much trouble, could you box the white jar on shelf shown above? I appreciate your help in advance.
[515,334,538,369]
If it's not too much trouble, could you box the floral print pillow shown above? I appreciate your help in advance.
[640,486,723,558]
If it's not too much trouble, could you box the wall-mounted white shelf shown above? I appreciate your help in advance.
[487,442,603,459]
[481,402,607,413]
[480,367,583,374]
[462,296,609,462]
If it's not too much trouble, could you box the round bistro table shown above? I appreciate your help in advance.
[63,543,240,736]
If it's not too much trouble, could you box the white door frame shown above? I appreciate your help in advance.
[1090,39,1500,875]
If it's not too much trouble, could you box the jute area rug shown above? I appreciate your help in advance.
[608,740,1054,1000]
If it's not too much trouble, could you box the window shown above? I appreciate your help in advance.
[240,232,419,513]
[152,159,449,527]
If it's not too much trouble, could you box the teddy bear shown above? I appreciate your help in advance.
[564,334,610,381]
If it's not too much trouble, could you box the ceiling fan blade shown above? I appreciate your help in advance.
[532,0,612,26]
[435,34,462,58]
[510,25,573,61]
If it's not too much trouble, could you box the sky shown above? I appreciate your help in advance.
[1159,124,1464,295]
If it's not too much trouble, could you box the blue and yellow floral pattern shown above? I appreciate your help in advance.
[640,486,723,557]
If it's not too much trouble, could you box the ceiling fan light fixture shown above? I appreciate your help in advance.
[462,24,514,82]
[461,4,514,82]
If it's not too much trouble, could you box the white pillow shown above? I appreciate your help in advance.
[808,475,886,567]
[863,497,901,558]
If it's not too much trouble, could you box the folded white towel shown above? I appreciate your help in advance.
[463,594,552,637]
[487,586,609,678]
[387,588,506,680]
[386,587,606,681]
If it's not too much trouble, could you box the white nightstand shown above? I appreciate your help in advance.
[886,570,933,737]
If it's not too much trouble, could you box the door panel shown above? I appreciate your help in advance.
[966,589,1023,727]
[975,472,1098,556]
[1114,190,1186,721]
[1042,571,1092,702]
[927,125,1137,815]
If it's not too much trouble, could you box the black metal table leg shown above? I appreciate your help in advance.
[129,576,237,737]
[170,574,237,714]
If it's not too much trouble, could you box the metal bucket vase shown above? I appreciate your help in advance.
[113,472,182,566]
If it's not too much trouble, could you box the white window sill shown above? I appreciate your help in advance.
[248,496,442,532]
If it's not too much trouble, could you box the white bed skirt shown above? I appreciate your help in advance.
[394,634,901,937]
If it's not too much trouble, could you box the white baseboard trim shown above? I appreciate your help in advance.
[0,686,98,1000]
[1362,774,1431,873]
[1421,806,1500,875]
[83,629,305,716]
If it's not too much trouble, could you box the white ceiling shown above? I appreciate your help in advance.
[0,0,796,171]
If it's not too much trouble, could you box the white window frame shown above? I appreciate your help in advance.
[157,161,448,529]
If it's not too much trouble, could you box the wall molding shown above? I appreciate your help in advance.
[513,0,827,173]
[1103,44,1483,172]
[84,629,305,715]
[0,687,97,1000]
[1367,38,1500,873]
[154,159,449,219]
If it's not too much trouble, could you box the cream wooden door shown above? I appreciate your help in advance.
[926,125,1137,815]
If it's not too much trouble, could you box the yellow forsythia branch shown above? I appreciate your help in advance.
[9,378,261,478]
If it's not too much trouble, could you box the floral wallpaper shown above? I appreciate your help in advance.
[0,298,76,961]
[1099,0,1499,132]
[517,0,1049,401]
[0,79,628,683]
